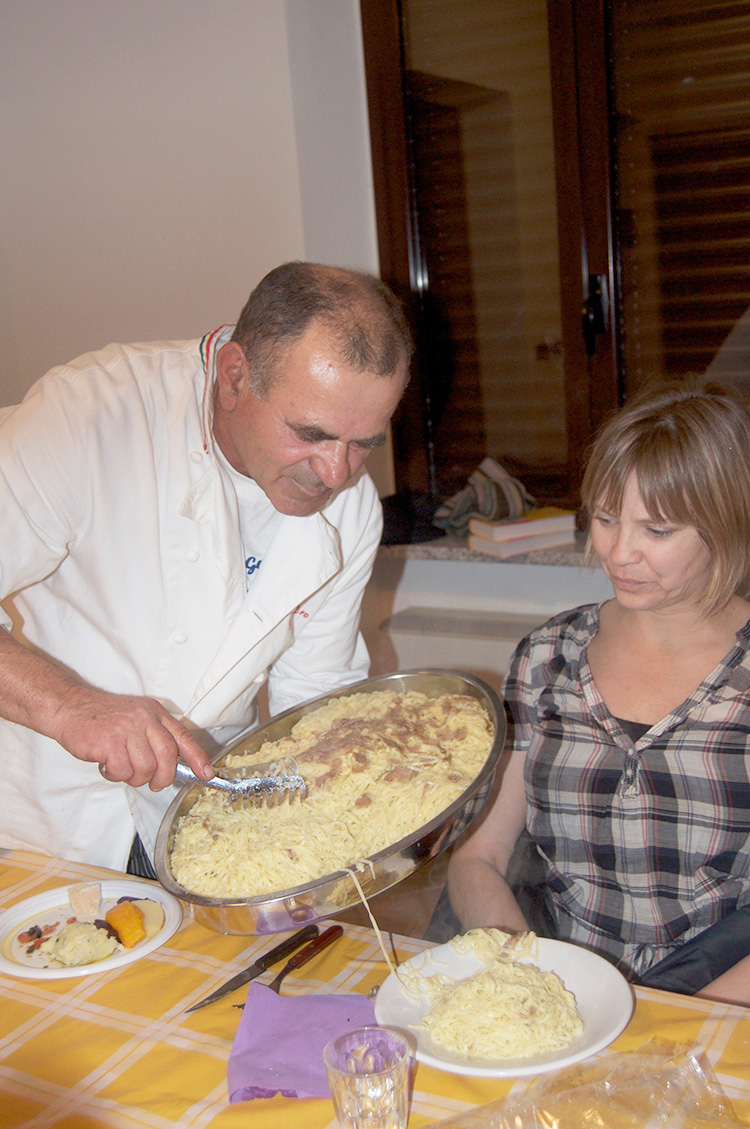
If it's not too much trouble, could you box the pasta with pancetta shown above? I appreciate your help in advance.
[168,690,493,899]
[399,929,584,1061]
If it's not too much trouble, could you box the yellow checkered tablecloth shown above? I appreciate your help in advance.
[3,850,750,1128]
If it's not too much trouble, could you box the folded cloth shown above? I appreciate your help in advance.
[228,983,376,1101]
[432,457,536,533]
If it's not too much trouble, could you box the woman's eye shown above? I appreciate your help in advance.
[594,514,615,527]
[648,526,673,538]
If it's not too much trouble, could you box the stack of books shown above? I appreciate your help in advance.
[468,506,577,560]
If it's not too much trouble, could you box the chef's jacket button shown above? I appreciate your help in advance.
[173,633,188,644]
[190,450,203,464]
[185,549,199,562]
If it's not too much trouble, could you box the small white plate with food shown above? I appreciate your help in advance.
[374,929,634,1077]
[0,879,182,979]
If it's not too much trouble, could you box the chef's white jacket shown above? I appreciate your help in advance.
[0,329,382,867]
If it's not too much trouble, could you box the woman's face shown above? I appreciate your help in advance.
[591,473,713,615]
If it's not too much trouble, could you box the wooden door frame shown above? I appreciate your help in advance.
[547,0,621,494]
[359,0,430,493]
[359,0,621,503]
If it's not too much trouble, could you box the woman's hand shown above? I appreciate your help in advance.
[697,952,750,1007]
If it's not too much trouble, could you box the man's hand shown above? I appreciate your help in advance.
[50,685,216,791]
[0,627,215,790]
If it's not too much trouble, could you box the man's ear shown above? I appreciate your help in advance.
[215,342,247,410]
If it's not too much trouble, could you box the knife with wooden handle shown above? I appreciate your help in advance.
[267,924,344,993]
[185,923,319,1013]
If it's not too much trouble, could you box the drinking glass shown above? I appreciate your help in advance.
[323,1025,411,1129]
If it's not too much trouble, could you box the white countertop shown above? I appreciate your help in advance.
[378,531,589,568]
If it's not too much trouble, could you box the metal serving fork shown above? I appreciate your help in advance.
[174,755,306,806]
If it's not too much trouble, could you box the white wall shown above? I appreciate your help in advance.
[0,0,382,403]
[286,0,379,268]
[284,0,394,492]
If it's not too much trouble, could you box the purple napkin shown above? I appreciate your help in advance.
[227,983,376,1101]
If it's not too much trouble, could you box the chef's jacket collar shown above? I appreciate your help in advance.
[199,324,235,453]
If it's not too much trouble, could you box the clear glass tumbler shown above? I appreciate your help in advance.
[323,1025,412,1129]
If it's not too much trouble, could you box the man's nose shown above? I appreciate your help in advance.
[310,442,356,489]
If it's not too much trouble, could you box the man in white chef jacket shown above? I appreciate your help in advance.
[0,262,411,874]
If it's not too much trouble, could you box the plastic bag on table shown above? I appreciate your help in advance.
[422,1041,743,1128]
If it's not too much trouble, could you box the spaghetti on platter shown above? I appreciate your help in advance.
[168,690,493,899]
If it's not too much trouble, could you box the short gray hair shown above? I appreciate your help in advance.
[231,261,412,397]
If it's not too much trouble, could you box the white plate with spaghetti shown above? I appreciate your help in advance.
[375,935,634,1077]
[0,880,183,980]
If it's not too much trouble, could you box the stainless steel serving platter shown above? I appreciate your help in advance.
[154,669,505,935]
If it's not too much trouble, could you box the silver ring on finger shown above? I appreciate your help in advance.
[99,763,112,781]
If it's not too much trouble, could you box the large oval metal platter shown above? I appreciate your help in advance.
[154,669,505,934]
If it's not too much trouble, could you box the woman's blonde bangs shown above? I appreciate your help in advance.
[581,382,750,612]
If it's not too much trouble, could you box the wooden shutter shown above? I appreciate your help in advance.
[611,0,750,388]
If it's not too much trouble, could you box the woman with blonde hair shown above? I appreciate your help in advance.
[448,381,750,1002]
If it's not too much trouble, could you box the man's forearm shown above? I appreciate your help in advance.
[0,626,83,738]
[0,627,214,789]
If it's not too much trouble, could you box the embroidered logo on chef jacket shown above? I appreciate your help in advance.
[245,555,262,578]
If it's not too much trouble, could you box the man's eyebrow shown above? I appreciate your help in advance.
[353,433,388,449]
[290,422,387,448]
